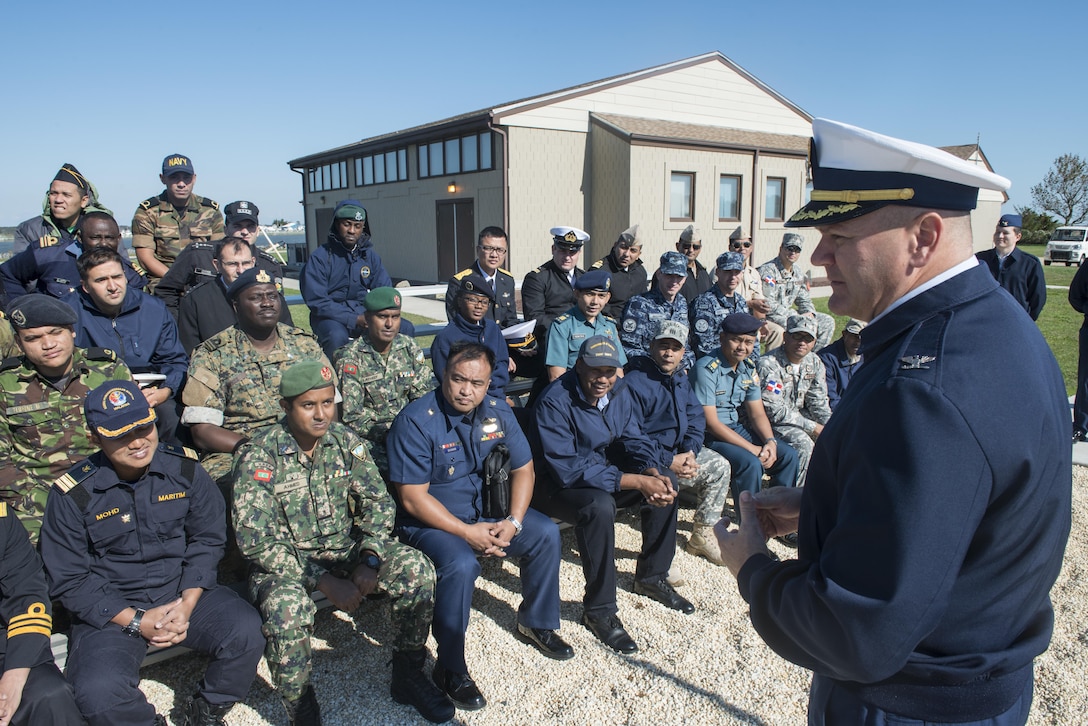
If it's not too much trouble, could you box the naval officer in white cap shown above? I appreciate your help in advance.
[715,118,1071,725]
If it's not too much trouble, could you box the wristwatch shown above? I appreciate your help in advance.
[362,553,382,571]
[122,608,146,638]
[505,515,523,537]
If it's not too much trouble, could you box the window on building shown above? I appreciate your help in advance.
[353,148,409,187]
[765,177,786,222]
[419,132,495,178]
[308,161,348,192]
[428,142,444,177]
[445,139,461,174]
[670,172,695,222]
[462,134,478,172]
[718,175,741,221]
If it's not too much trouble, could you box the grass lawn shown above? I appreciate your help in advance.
[814,249,1082,395]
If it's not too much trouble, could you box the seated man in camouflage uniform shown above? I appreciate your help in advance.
[336,287,433,479]
[233,362,451,725]
[689,251,751,360]
[756,315,832,485]
[182,267,333,487]
[0,294,131,542]
[757,233,835,350]
[620,251,694,370]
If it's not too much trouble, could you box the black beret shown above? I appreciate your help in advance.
[7,294,77,329]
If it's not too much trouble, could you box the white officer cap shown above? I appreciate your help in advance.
[550,226,589,248]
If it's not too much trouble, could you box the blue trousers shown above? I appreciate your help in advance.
[1074,320,1088,432]
[808,673,1032,726]
[66,586,265,726]
[706,425,799,522]
[397,508,560,674]
[0,661,82,726]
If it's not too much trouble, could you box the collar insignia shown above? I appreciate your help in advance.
[899,355,936,370]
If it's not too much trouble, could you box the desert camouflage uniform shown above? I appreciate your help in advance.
[182,323,331,482]
[335,333,433,478]
[756,258,835,349]
[756,346,832,484]
[0,347,131,541]
[131,191,224,290]
[233,420,435,700]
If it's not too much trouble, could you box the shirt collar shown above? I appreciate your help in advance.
[868,256,978,326]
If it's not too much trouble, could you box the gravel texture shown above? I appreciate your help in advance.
[140,467,1088,725]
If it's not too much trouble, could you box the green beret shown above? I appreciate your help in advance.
[364,287,401,312]
[334,204,367,222]
[280,361,335,398]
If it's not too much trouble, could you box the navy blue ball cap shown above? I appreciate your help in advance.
[85,380,157,439]
[575,269,611,291]
[161,154,195,176]
[998,213,1022,228]
[226,267,276,301]
[720,312,765,336]
[578,335,622,368]
[716,251,744,271]
[224,200,259,225]
[7,293,77,329]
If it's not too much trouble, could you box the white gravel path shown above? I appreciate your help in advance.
[139,467,1088,725]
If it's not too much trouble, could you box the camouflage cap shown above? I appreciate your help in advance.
[363,287,402,312]
[226,267,276,301]
[458,273,495,302]
[578,335,622,368]
[654,320,689,345]
[658,251,689,277]
[162,154,194,176]
[782,233,805,251]
[7,294,77,329]
[280,360,335,398]
[786,314,819,338]
[85,380,157,439]
[715,251,744,271]
[844,318,867,334]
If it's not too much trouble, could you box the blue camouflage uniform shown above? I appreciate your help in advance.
[388,390,560,674]
[38,444,264,726]
[0,241,145,308]
[689,286,751,359]
[737,264,1071,724]
[691,351,798,512]
[430,313,509,398]
[619,290,693,369]
[545,306,625,370]
[530,373,678,617]
[816,338,862,411]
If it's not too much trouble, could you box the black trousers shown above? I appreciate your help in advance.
[0,660,83,725]
[534,486,677,618]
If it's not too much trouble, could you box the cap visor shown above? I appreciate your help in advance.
[785,200,893,227]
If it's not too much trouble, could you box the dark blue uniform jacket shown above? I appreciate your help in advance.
[815,338,862,411]
[623,357,704,463]
[0,241,145,308]
[430,313,509,398]
[300,232,392,330]
[976,246,1046,320]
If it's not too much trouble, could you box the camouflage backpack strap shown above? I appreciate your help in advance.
[54,459,98,511]
[84,347,118,362]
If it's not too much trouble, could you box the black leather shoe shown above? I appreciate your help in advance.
[581,612,638,654]
[633,578,695,614]
[1074,428,1086,443]
[431,663,486,711]
[516,623,575,660]
[776,533,799,549]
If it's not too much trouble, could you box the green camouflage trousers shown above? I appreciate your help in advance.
[678,447,734,525]
[250,540,435,700]
[7,484,50,544]
[362,438,390,482]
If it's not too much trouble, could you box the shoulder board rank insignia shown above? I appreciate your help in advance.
[85,347,117,362]
[55,459,98,493]
[0,502,7,517]
[899,355,936,370]
[0,356,23,373]
[489,399,497,406]
[532,265,543,273]
[556,314,569,322]
[140,196,156,209]
[602,314,616,322]
[453,268,472,280]
[590,259,604,269]
[708,359,719,371]
[39,235,59,248]
[350,443,368,460]
[427,408,435,416]
[498,268,512,276]
[160,443,199,459]
[201,198,220,210]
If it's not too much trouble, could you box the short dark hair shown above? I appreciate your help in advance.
[478,226,507,245]
[214,237,254,261]
[77,247,126,281]
[78,211,118,231]
[446,341,495,371]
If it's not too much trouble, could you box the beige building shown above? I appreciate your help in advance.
[939,144,1009,251]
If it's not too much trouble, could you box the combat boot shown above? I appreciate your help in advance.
[686,523,724,565]
[282,683,322,726]
[390,648,455,723]
[182,694,234,726]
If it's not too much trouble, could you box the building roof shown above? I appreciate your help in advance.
[288,51,811,168]
[592,113,810,155]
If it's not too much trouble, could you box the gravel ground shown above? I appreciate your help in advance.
[140,467,1088,725]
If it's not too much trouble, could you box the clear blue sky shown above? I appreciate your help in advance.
[2,0,1084,227]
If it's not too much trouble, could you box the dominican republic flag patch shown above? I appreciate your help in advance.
[763,276,776,286]
[765,379,783,395]
[254,469,273,482]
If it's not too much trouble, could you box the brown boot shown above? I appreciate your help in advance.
[686,524,724,565]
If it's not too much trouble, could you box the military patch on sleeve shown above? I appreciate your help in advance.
[350,444,368,461]
[622,318,637,333]
[160,443,199,460]
[55,459,98,493]
[254,468,273,482]
[694,319,709,332]
[343,363,358,375]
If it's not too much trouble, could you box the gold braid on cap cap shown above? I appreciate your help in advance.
[563,231,578,243]
[94,410,157,439]
[809,188,915,203]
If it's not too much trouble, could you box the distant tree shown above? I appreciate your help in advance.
[271,218,289,227]
[1015,206,1059,246]
[1030,154,1088,225]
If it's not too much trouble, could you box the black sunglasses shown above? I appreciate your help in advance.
[730,241,752,249]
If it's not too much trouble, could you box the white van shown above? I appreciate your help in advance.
[1044,226,1088,266]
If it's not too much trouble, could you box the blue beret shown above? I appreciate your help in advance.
[720,312,765,336]
[575,269,611,291]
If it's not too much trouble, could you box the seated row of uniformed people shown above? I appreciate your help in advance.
[430,274,510,398]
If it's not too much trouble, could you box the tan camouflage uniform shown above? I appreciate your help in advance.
[756,258,835,349]
[182,324,331,482]
[0,348,132,541]
[756,346,832,484]
[131,191,224,291]
[232,420,435,701]
[334,333,434,478]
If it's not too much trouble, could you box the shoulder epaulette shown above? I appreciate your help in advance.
[139,195,159,210]
[590,259,605,270]
[200,197,220,211]
[54,459,97,494]
[159,442,199,460]
[84,347,117,362]
[531,265,544,274]
[39,236,59,248]
[190,241,215,251]
[556,314,569,323]
[0,356,23,373]
[498,268,512,276]
[452,268,473,281]
[0,502,7,517]
[707,359,720,371]
[601,314,617,323]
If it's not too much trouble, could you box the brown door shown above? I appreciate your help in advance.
[313,207,334,253]
[436,199,475,281]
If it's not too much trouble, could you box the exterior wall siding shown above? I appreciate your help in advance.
[586,122,632,264]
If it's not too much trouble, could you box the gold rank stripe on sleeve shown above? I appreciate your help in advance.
[0,502,6,517]
[8,602,52,638]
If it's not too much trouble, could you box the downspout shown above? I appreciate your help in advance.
[289,166,311,255]
[750,149,760,251]
[490,119,510,266]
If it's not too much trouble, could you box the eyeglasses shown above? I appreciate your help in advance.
[730,241,752,249]
[784,246,802,253]
[462,295,491,307]
[680,244,702,251]
[479,245,507,255]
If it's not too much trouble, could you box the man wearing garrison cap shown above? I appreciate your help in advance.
[676,224,713,303]
[11,163,109,254]
[131,154,224,293]
[715,118,1071,724]
[975,213,1046,320]
[0,294,133,542]
[589,224,647,319]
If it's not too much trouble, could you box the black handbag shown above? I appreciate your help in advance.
[481,443,511,519]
